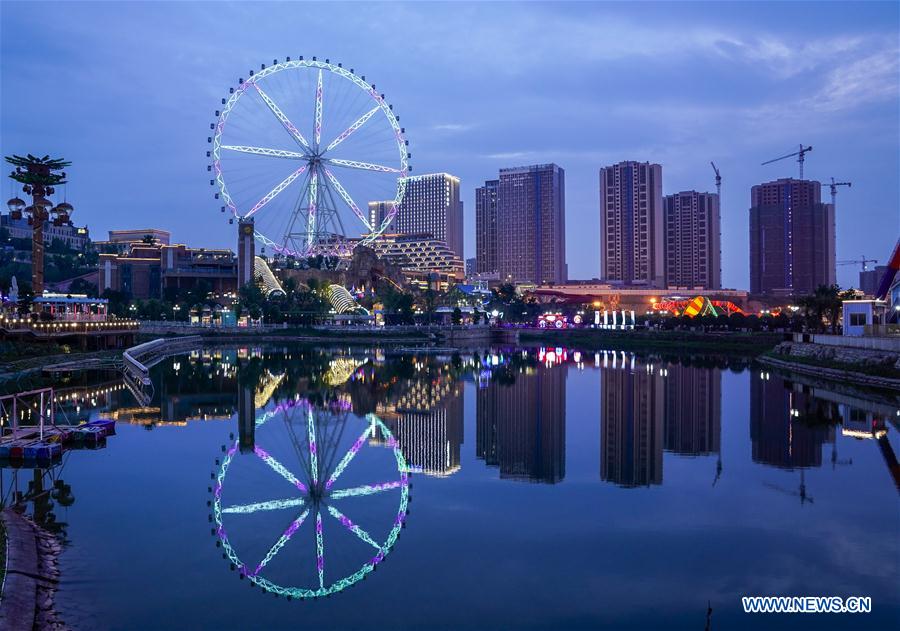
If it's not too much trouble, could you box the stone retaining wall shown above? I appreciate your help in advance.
[773,341,900,370]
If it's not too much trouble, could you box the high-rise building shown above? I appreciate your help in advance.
[599,161,664,287]
[859,265,888,296]
[663,191,721,289]
[497,164,567,284]
[475,179,499,275]
[749,178,835,296]
[600,357,664,487]
[372,173,463,259]
[476,365,566,483]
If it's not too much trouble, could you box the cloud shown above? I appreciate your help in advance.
[432,123,474,132]
[814,47,900,111]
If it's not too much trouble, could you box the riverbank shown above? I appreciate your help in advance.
[758,354,900,392]
[0,510,64,631]
[517,329,783,355]
[0,348,121,383]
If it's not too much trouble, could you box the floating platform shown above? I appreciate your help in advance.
[0,419,117,466]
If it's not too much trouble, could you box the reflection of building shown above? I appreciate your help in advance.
[383,380,464,477]
[497,164,567,285]
[600,364,664,487]
[749,179,835,296]
[599,161,664,288]
[663,365,721,456]
[750,373,832,468]
[663,191,721,289]
[476,366,566,483]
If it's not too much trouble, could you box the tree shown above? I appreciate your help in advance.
[422,286,437,324]
[69,278,98,297]
[238,281,266,320]
[101,289,131,317]
[796,284,842,333]
[16,283,34,315]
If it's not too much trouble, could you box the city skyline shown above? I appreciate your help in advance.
[1,2,897,289]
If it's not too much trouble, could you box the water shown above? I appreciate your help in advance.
[4,346,898,630]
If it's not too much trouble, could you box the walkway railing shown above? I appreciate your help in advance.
[138,320,287,331]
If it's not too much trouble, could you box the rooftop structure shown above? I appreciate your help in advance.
[369,233,465,283]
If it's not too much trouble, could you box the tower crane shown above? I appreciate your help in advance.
[710,161,721,198]
[762,144,813,179]
[825,177,851,207]
[837,256,878,271]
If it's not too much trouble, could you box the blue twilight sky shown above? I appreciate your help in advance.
[1,1,898,289]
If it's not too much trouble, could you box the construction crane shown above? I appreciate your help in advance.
[825,176,851,207]
[710,161,721,198]
[837,256,878,271]
[762,144,813,179]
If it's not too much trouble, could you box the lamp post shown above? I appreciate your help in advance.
[5,154,73,298]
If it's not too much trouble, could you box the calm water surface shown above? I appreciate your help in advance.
[5,346,898,630]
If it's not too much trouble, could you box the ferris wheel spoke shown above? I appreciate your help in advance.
[314,69,324,147]
[245,165,308,219]
[330,479,405,499]
[251,81,312,150]
[307,408,319,485]
[324,423,373,491]
[325,106,380,153]
[222,497,305,515]
[251,508,311,577]
[323,168,372,231]
[315,511,325,589]
[326,505,382,551]
[221,145,307,160]
[327,158,401,174]
[254,446,308,493]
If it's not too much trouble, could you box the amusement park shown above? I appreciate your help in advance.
[1,2,900,630]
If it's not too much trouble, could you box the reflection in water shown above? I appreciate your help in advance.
[750,372,835,470]
[663,364,721,458]
[381,378,464,477]
[213,399,409,599]
[600,361,664,487]
[10,344,898,628]
[476,358,566,483]
[1,463,74,542]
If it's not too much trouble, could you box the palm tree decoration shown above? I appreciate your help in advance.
[5,154,74,296]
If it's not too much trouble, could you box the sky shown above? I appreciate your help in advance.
[1,1,898,289]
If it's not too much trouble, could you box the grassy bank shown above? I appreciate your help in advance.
[762,351,900,380]
[141,326,432,343]
[519,329,783,355]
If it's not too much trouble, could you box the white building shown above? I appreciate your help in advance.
[1,213,90,250]
[842,300,887,337]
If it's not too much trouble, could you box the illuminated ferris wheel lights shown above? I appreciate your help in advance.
[213,406,410,599]
[213,58,409,258]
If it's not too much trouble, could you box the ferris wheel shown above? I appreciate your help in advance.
[212,398,410,598]
[211,57,410,258]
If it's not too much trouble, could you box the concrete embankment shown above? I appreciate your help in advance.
[762,340,900,390]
